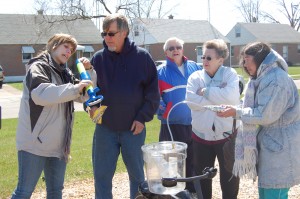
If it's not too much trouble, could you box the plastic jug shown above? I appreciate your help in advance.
[141,141,187,195]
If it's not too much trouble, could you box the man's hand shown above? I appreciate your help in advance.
[79,57,93,70]
[87,106,99,119]
[131,120,144,135]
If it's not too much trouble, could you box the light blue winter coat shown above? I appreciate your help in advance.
[236,51,300,188]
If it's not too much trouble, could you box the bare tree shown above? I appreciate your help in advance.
[236,0,263,22]
[263,0,300,31]
[236,0,300,31]
[33,0,175,22]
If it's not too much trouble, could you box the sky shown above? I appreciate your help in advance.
[0,0,288,35]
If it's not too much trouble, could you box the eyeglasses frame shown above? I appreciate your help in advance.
[101,31,120,38]
[168,46,183,51]
[201,56,213,61]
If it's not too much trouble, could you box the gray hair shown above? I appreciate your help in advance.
[103,13,129,37]
[163,37,184,51]
[203,39,229,59]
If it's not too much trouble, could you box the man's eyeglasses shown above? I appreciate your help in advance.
[201,56,213,61]
[101,31,119,38]
[168,46,182,51]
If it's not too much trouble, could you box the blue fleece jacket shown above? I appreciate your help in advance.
[157,57,201,125]
[91,38,160,131]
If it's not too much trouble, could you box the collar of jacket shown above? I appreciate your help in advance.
[203,65,225,86]
[48,54,66,73]
[165,56,188,69]
[26,52,66,73]
[102,37,134,56]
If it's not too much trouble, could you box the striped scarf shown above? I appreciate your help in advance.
[61,67,76,162]
[232,50,288,179]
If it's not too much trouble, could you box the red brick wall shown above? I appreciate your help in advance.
[144,43,230,66]
[0,43,103,78]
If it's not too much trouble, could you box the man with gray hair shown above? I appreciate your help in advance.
[86,13,160,199]
[157,37,202,194]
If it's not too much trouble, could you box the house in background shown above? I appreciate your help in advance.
[0,13,103,82]
[227,23,300,66]
[129,17,230,65]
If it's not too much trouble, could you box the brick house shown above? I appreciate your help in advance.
[0,13,103,82]
[227,23,300,66]
[129,17,230,65]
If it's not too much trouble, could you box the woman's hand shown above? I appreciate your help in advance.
[197,87,205,96]
[217,105,237,118]
[76,80,93,94]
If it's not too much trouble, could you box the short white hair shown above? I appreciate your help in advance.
[163,37,184,51]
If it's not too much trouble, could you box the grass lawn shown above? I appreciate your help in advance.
[234,65,300,82]
[0,112,160,197]
[2,66,300,197]
[234,66,300,95]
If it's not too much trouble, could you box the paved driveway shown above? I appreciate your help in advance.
[0,84,85,119]
[1,80,300,119]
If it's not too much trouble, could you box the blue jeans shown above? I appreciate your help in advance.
[92,124,146,199]
[11,151,66,199]
[259,188,290,199]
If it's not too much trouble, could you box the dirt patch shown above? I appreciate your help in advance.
[31,172,300,198]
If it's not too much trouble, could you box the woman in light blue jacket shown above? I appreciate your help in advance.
[218,42,300,199]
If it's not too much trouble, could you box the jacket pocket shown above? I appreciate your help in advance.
[262,129,284,153]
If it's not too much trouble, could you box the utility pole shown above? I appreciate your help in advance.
[208,0,211,22]
[95,0,101,30]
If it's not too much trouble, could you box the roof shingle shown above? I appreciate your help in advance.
[132,18,229,44]
[0,14,102,45]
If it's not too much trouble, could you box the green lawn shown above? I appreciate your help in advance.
[0,112,160,197]
[235,66,300,95]
[234,65,300,83]
[2,66,300,197]
[7,82,23,90]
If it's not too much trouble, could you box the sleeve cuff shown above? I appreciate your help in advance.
[86,66,94,70]
[203,87,209,98]
[235,107,243,120]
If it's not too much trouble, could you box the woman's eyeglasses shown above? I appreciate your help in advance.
[168,46,182,51]
[201,56,213,61]
[101,31,119,38]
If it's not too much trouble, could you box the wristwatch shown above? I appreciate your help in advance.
[86,66,93,70]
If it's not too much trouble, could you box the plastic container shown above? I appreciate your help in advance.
[141,141,187,195]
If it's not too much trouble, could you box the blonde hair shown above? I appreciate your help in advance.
[45,33,78,55]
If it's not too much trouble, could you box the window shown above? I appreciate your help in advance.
[235,26,241,38]
[22,46,35,62]
[231,46,234,57]
[196,46,203,63]
[144,45,150,52]
[283,46,288,60]
[83,45,94,59]
[298,44,300,53]
[134,25,139,36]
[196,46,203,56]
